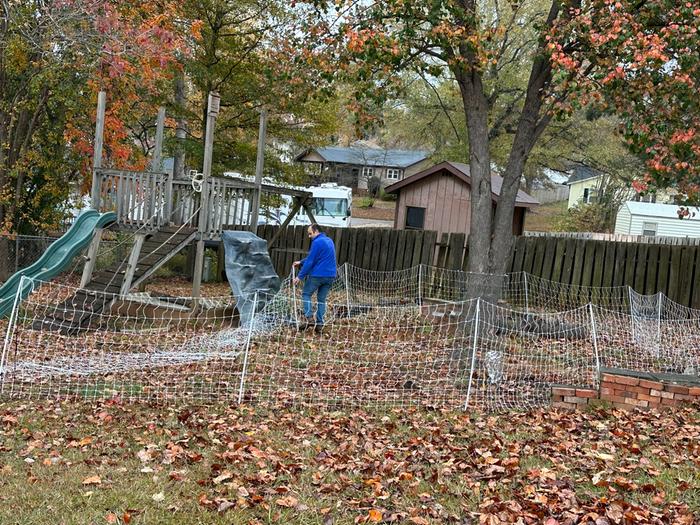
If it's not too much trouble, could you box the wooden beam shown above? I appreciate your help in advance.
[302,198,317,224]
[268,196,304,248]
[91,91,106,209]
[250,109,267,231]
[79,228,104,288]
[119,234,146,295]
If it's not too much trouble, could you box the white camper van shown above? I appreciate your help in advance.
[222,173,353,228]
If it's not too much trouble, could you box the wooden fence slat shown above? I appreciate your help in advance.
[667,245,683,302]
[656,245,671,296]
[559,238,576,285]
[402,229,416,270]
[645,244,660,294]
[633,244,649,293]
[447,233,465,270]
[531,237,547,277]
[602,241,616,288]
[580,241,598,288]
[570,239,586,287]
[690,247,700,309]
[522,237,537,275]
[411,231,424,269]
[540,237,558,281]
[678,246,695,307]
[511,237,526,274]
[421,230,437,266]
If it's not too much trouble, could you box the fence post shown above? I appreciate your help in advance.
[656,292,663,356]
[523,272,529,313]
[464,297,480,411]
[238,291,258,404]
[344,263,351,316]
[292,267,299,328]
[418,263,423,306]
[627,286,635,341]
[1,276,26,395]
[588,303,601,383]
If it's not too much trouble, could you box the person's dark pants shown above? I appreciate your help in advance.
[302,276,335,325]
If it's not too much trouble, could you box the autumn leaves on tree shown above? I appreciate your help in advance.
[0,0,698,277]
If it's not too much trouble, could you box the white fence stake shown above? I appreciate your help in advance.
[464,297,480,411]
[588,303,601,384]
[344,263,351,316]
[238,291,258,404]
[523,272,529,313]
[418,264,423,306]
[291,267,299,328]
[1,276,27,395]
[657,293,663,354]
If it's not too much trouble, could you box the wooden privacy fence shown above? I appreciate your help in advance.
[250,226,700,309]
[253,225,437,278]
[510,236,700,308]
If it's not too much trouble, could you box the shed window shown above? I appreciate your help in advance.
[386,168,402,180]
[405,206,425,230]
[642,222,657,237]
[362,167,374,178]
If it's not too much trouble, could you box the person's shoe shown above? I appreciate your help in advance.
[314,324,324,334]
[298,316,315,331]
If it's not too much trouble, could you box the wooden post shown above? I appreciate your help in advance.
[90,91,107,209]
[302,198,318,224]
[120,234,146,295]
[152,107,173,222]
[192,92,220,300]
[250,109,267,231]
[79,228,104,288]
[268,196,304,248]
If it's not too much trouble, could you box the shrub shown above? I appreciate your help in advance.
[356,197,375,208]
[378,188,397,201]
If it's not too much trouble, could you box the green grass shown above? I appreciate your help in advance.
[524,200,568,232]
[0,400,698,524]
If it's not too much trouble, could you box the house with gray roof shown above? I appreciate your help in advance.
[295,146,431,191]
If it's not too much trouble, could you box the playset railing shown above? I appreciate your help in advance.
[96,168,312,241]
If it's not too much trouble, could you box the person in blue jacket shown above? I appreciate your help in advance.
[293,224,337,332]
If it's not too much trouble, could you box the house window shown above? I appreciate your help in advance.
[362,167,374,179]
[386,168,402,180]
[642,222,657,236]
[582,188,597,204]
[405,206,425,230]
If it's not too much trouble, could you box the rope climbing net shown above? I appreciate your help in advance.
[1,263,699,411]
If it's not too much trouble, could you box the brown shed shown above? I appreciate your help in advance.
[385,161,539,236]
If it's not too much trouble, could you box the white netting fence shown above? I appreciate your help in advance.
[2,263,700,411]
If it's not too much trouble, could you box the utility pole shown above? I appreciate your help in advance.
[192,92,221,300]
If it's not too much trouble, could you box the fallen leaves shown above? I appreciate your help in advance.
[0,399,698,524]
[81,475,101,485]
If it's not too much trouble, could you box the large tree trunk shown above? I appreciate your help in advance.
[489,0,560,274]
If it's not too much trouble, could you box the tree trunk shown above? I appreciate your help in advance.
[456,72,493,276]
[487,0,561,274]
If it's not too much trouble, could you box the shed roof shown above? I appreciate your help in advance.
[385,161,539,208]
[566,164,602,185]
[623,202,700,221]
[295,146,430,168]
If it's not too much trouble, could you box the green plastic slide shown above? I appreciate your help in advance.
[0,209,117,318]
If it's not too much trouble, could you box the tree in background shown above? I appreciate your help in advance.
[550,0,699,204]
[168,0,341,184]
[303,0,697,274]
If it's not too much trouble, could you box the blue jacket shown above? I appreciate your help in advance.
[298,233,337,279]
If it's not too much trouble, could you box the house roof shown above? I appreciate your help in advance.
[566,164,602,185]
[623,201,700,220]
[295,146,430,168]
[385,161,539,208]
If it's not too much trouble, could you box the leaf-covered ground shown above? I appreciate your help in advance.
[0,401,698,525]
